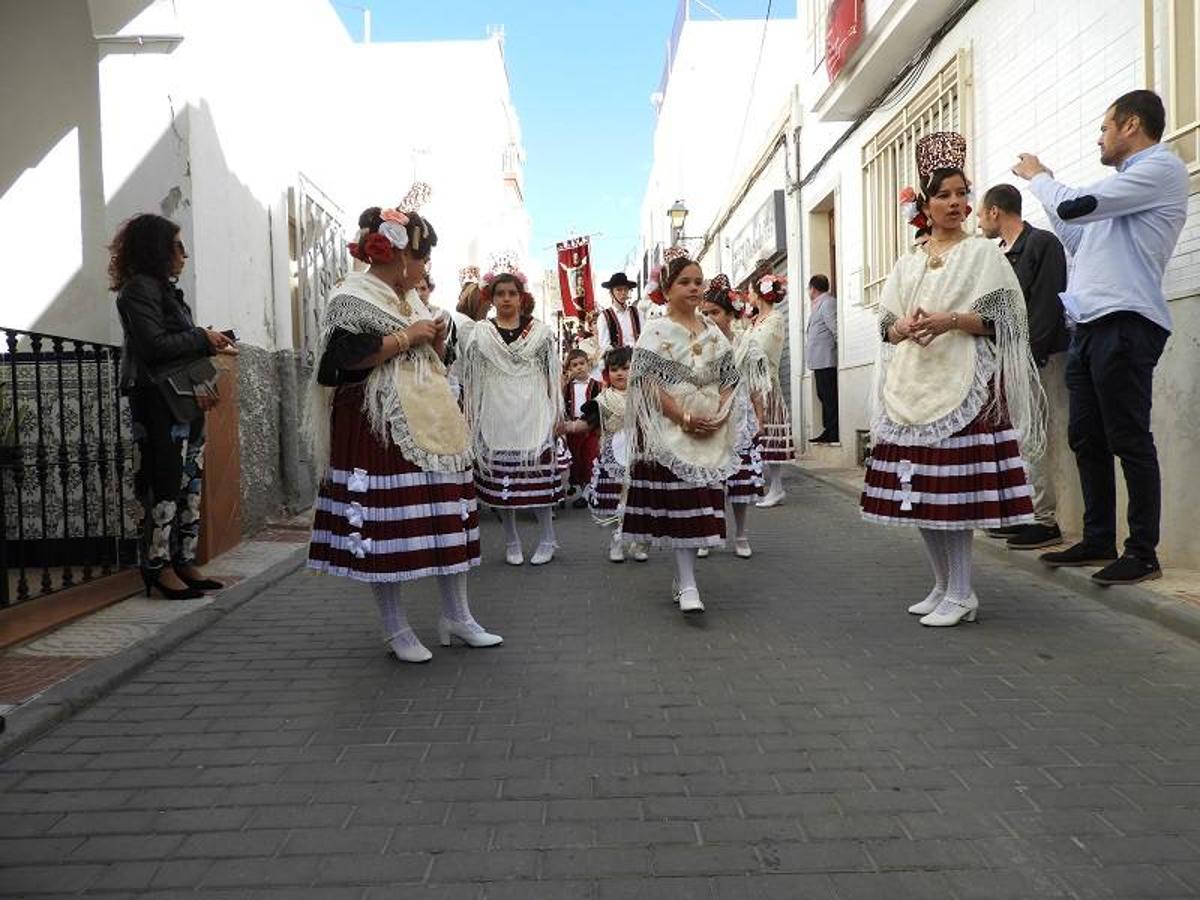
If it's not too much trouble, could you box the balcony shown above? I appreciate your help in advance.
[809,0,964,122]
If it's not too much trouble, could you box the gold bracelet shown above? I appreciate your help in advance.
[394,331,410,354]
[950,312,959,330]
[683,412,692,432]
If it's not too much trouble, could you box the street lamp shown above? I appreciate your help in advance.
[668,199,688,233]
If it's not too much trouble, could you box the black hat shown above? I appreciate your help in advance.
[601,272,637,290]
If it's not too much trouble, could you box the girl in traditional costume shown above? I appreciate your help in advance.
[700,275,766,558]
[746,270,793,507]
[581,346,647,563]
[458,264,564,566]
[307,197,501,662]
[861,132,1041,627]
[622,252,740,614]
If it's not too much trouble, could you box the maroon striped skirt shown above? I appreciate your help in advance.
[726,443,765,504]
[759,391,794,462]
[308,384,481,583]
[589,460,624,522]
[621,459,726,549]
[475,446,565,509]
[861,410,1035,529]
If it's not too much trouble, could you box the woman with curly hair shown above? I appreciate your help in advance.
[307,198,501,662]
[111,214,236,600]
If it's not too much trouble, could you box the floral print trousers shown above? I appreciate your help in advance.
[130,388,206,572]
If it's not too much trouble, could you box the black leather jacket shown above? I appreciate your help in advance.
[115,274,212,393]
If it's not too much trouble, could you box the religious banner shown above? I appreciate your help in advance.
[556,236,595,317]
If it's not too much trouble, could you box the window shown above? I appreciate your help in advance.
[805,0,829,74]
[1166,0,1195,181]
[860,51,972,307]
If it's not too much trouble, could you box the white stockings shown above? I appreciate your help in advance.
[918,528,974,601]
[436,573,475,624]
[732,504,749,539]
[674,548,698,593]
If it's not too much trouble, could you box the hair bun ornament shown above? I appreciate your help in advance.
[757,273,787,301]
[398,182,432,213]
[708,273,731,293]
[663,245,690,265]
[898,185,929,231]
[645,264,667,306]
[916,131,967,180]
[458,265,480,287]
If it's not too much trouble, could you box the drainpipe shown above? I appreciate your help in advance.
[786,84,807,456]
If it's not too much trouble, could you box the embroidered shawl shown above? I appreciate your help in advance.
[732,330,772,453]
[628,315,740,484]
[458,317,562,472]
[873,236,1045,457]
[305,271,471,477]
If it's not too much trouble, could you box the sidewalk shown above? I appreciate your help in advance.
[796,457,1200,643]
[2,469,1200,898]
[0,518,310,754]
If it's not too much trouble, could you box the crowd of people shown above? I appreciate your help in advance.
[108,88,1188,659]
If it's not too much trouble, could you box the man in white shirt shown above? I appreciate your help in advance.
[597,272,642,358]
[1013,89,1188,585]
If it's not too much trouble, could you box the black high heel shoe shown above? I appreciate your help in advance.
[173,566,224,592]
[141,568,204,600]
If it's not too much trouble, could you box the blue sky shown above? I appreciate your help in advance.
[334,0,780,278]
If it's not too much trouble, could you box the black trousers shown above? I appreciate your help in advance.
[1065,312,1168,561]
[813,367,839,439]
[129,387,207,571]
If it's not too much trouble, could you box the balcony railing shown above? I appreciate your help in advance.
[1,327,137,607]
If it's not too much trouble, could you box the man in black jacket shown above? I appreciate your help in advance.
[979,183,1070,550]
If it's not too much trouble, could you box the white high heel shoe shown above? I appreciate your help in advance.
[677,586,704,614]
[696,547,710,558]
[608,533,625,563]
[437,618,503,648]
[505,542,524,566]
[385,628,433,663]
[919,593,979,627]
[734,538,752,558]
[755,488,785,509]
[908,587,945,616]
[530,541,557,565]
[630,542,649,562]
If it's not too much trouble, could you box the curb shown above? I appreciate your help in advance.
[0,545,307,761]
[795,466,1200,644]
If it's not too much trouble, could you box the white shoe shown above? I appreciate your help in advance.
[677,586,704,614]
[505,542,524,566]
[530,541,557,565]
[437,617,503,648]
[734,538,752,558]
[908,587,945,615]
[631,542,649,562]
[608,534,625,563]
[385,628,433,663]
[919,593,979,627]
[696,546,710,558]
[755,489,785,508]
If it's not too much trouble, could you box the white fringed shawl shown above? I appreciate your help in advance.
[628,316,741,484]
[744,307,790,432]
[304,271,472,478]
[458,317,562,473]
[732,329,771,452]
[872,236,1046,458]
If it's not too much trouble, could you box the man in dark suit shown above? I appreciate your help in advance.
[979,183,1069,551]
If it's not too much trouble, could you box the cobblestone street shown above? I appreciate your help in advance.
[3,471,1200,898]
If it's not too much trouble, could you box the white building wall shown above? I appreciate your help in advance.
[795,0,1200,567]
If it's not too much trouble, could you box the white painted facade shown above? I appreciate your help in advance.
[636,0,1200,567]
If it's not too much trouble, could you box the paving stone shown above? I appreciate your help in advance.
[5,472,1200,895]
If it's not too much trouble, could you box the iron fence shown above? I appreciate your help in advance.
[1,327,137,607]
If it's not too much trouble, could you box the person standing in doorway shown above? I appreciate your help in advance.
[1013,89,1189,584]
[978,183,1069,551]
[805,275,838,443]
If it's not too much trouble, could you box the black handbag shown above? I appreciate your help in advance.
[153,357,219,423]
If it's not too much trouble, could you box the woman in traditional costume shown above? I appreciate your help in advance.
[861,132,1041,627]
[700,275,766,558]
[458,264,564,566]
[307,197,501,662]
[622,251,740,614]
[746,269,793,507]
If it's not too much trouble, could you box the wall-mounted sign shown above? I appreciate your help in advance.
[825,0,864,80]
[730,190,787,286]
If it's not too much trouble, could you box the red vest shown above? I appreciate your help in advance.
[564,378,602,418]
[603,305,641,347]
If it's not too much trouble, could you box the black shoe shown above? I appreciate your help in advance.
[141,568,204,600]
[571,496,588,509]
[986,526,1024,539]
[1039,542,1118,568]
[1092,554,1162,585]
[811,433,836,443]
[1006,524,1063,550]
[173,565,224,592]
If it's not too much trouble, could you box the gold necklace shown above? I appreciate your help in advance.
[924,232,966,270]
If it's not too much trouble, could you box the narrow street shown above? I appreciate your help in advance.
[2,470,1199,898]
